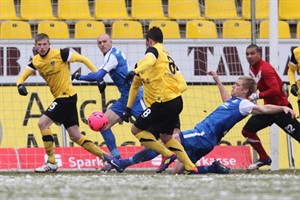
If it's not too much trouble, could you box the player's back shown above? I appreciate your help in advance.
[142,43,181,104]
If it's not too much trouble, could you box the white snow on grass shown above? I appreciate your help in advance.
[0,172,299,200]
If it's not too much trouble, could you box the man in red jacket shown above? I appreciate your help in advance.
[242,44,300,169]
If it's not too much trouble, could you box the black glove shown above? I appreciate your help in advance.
[124,71,136,84]
[291,84,298,97]
[97,80,106,93]
[17,84,28,96]
[122,107,132,123]
[71,71,81,80]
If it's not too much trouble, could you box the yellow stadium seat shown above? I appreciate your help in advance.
[94,0,130,20]
[131,0,167,20]
[259,20,291,39]
[242,0,269,20]
[74,21,106,39]
[111,21,143,39]
[204,0,240,20]
[279,0,300,20]
[57,0,93,20]
[222,20,251,39]
[168,0,204,20]
[297,21,300,39]
[0,21,32,39]
[149,20,180,39]
[20,0,57,20]
[185,20,218,38]
[0,0,20,20]
[38,21,69,39]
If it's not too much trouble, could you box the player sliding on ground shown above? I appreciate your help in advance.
[104,71,296,174]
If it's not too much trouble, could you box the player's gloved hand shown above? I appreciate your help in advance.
[124,71,136,84]
[97,80,106,93]
[71,71,81,80]
[17,84,28,96]
[248,92,259,103]
[122,107,132,123]
[291,84,298,97]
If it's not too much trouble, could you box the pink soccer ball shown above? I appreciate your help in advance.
[87,111,108,132]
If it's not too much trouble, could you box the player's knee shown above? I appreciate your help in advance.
[242,129,254,138]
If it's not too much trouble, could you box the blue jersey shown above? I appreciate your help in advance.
[80,46,143,99]
[180,97,254,163]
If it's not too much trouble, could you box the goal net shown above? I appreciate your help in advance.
[0,0,299,171]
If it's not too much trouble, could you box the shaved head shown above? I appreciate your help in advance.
[97,34,112,54]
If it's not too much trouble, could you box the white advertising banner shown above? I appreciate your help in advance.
[1,39,299,84]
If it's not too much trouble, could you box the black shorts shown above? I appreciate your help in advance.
[243,104,300,142]
[134,96,183,138]
[44,94,79,129]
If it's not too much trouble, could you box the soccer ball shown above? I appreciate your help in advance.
[87,111,108,132]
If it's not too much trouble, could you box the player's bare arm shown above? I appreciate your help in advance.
[252,104,295,118]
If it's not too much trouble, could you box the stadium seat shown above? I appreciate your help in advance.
[74,21,106,39]
[279,0,300,20]
[222,20,251,39]
[168,0,204,20]
[0,21,32,39]
[186,20,218,39]
[204,0,240,20]
[297,21,300,39]
[259,20,291,39]
[242,0,269,20]
[0,0,20,20]
[111,21,143,39]
[37,21,69,39]
[148,20,180,39]
[57,0,93,20]
[20,0,57,20]
[94,0,130,20]
[131,0,167,20]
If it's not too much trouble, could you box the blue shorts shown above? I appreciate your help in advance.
[109,96,146,119]
[179,128,215,163]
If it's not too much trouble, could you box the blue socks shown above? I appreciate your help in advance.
[121,148,159,168]
[101,129,120,159]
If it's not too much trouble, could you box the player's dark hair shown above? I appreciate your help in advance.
[146,26,163,43]
[246,44,261,53]
[35,33,49,43]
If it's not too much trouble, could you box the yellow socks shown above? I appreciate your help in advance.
[76,135,106,160]
[41,129,55,164]
[165,138,196,171]
[135,131,173,157]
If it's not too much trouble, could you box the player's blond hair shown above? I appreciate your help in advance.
[239,76,257,97]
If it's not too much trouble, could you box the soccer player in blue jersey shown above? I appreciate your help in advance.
[104,71,295,174]
[72,34,146,171]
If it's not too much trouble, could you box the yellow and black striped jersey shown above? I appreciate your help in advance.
[127,43,186,107]
[288,47,300,84]
[17,48,97,99]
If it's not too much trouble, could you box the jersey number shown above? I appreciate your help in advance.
[167,55,177,74]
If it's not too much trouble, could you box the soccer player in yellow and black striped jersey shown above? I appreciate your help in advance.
[17,33,109,172]
[288,46,300,115]
[120,27,197,174]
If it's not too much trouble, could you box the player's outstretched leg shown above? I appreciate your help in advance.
[100,128,121,172]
